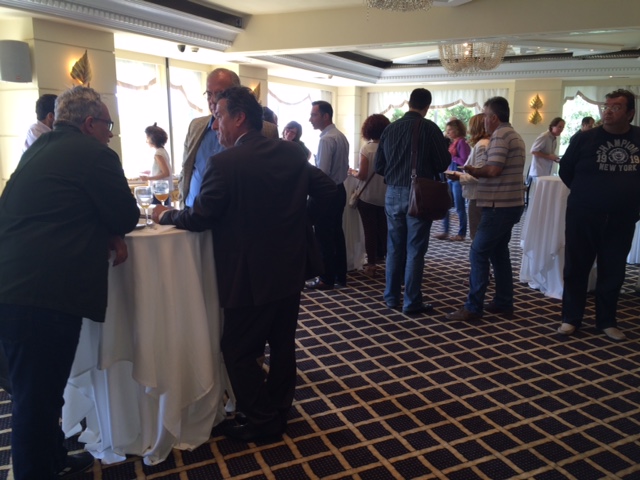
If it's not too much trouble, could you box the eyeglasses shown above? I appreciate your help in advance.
[203,91,222,100]
[94,117,114,132]
[603,105,624,113]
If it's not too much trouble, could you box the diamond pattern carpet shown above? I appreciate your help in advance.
[0,216,639,479]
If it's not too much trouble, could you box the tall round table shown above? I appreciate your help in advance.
[62,225,231,465]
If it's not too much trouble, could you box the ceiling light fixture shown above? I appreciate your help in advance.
[438,40,508,74]
[364,0,434,12]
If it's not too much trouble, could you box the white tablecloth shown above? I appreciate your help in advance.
[520,176,596,299]
[343,176,366,271]
[62,225,231,465]
[626,221,640,264]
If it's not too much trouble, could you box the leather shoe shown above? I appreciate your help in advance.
[57,451,94,478]
[602,327,626,341]
[403,303,434,315]
[222,416,284,443]
[445,307,482,321]
[306,279,334,290]
[557,323,576,336]
[484,302,514,317]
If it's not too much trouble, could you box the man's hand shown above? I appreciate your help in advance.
[108,235,128,266]
[152,205,171,223]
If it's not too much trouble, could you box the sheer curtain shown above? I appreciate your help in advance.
[368,88,509,116]
[564,86,640,126]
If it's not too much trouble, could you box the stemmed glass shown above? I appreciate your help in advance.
[134,186,153,228]
[151,180,170,205]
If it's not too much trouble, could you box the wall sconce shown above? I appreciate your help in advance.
[252,83,261,101]
[70,50,91,86]
[529,94,543,125]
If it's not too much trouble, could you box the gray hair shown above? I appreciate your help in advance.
[54,86,103,128]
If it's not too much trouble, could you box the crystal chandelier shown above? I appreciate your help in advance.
[438,41,508,74]
[364,0,434,12]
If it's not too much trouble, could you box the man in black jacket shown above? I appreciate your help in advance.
[153,86,335,442]
[0,86,139,479]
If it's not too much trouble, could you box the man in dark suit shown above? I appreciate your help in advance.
[0,86,139,479]
[153,86,335,442]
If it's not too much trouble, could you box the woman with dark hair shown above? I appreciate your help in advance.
[282,120,311,160]
[435,118,470,241]
[141,123,171,205]
[349,113,390,277]
[529,116,565,179]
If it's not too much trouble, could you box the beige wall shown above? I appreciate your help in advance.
[0,18,118,187]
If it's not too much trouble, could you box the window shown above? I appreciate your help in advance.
[559,95,600,155]
[116,58,207,178]
[268,83,330,162]
[116,59,169,178]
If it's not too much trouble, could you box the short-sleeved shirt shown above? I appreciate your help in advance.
[529,130,557,177]
[476,122,525,208]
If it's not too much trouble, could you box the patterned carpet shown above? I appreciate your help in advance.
[1,215,639,479]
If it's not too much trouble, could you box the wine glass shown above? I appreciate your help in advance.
[134,186,153,228]
[151,180,170,205]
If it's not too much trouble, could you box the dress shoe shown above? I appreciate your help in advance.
[222,416,284,443]
[306,279,334,290]
[450,235,465,242]
[434,233,449,240]
[403,303,434,315]
[557,323,576,336]
[57,451,94,478]
[602,327,626,341]
[484,301,514,317]
[445,307,482,321]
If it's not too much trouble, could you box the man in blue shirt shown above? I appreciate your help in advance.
[179,68,240,207]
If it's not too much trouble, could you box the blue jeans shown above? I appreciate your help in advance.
[0,304,82,480]
[465,206,523,314]
[443,179,467,237]
[384,186,432,311]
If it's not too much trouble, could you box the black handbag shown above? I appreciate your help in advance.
[407,119,452,221]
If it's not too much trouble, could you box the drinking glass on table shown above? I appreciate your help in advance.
[151,180,170,205]
[134,186,153,228]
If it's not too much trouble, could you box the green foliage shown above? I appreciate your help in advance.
[390,108,405,122]
[387,102,476,134]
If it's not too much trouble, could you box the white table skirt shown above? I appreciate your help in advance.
[626,221,640,264]
[343,176,366,271]
[63,226,231,465]
[520,176,596,299]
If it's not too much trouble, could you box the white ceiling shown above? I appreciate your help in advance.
[2,0,640,86]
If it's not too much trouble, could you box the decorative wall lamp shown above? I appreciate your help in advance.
[529,94,543,125]
[70,50,91,86]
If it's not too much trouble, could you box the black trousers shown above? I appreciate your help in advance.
[357,200,387,265]
[314,183,347,285]
[221,292,301,425]
[562,206,638,329]
[0,304,82,480]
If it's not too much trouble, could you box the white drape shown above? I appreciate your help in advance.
[564,86,640,126]
[368,88,509,116]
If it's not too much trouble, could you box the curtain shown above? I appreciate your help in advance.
[368,88,509,116]
[564,86,640,126]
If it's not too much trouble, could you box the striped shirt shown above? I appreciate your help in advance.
[375,111,450,187]
[476,122,525,208]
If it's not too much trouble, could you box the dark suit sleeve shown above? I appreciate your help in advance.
[162,155,229,231]
[306,164,336,224]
